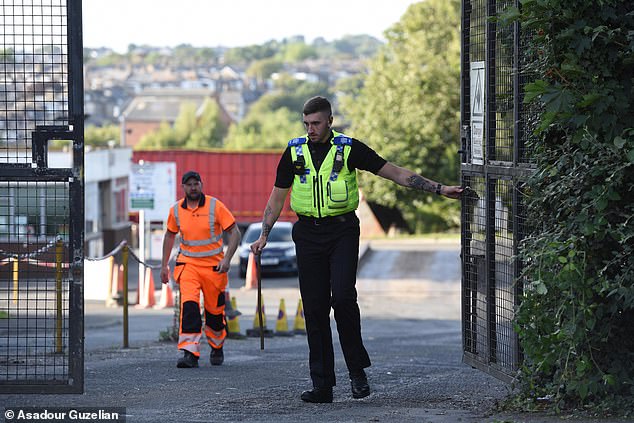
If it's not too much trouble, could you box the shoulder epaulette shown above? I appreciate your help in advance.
[288,137,307,146]
[333,135,352,146]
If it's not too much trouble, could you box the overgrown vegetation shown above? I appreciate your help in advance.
[510,0,634,413]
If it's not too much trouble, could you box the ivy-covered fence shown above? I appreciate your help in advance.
[510,0,634,412]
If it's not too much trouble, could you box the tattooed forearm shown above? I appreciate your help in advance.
[407,175,436,193]
[262,222,272,239]
[262,205,273,238]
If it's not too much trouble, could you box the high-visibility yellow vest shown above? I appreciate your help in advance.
[289,131,359,217]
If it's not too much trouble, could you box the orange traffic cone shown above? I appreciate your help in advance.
[242,252,258,290]
[293,298,306,335]
[156,281,174,309]
[137,268,156,308]
[147,269,157,308]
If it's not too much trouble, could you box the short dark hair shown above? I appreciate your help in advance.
[303,96,332,116]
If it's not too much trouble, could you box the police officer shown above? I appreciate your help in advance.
[250,96,463,403]
[161,171,241,368]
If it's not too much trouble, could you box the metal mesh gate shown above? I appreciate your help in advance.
[0,0,84,393]
[460,0,535,382]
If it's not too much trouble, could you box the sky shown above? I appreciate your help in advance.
[82,0,421,52]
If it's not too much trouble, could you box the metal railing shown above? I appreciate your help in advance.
[1,239,161,353]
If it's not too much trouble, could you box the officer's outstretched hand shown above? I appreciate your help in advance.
[250,236,267,255]
[440,185,464,199]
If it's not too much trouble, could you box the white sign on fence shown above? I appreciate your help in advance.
[470,61,485,165]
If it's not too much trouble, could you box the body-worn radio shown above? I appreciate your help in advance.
[293,156,306,175]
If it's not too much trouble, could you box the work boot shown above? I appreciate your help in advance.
[349,369,370,399]
[210,347,224,366]
[224,300,242,318]
[225,308,242,318]
[176,350,199,368]
[300,387,333,403]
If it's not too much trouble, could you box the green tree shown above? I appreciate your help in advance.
[92,51,127,67]
[172,102,198,143]
[223,107,303,150]
[280,42,318,62]
[136,122,179,149]
[340,0,461,232]
[246,57,284,85]
[186,99,228,148]
[331,35,382,58]
[195,47,217,64]
[223,42,279,66]
[222,81,330,150]
[84,124,120,148]
[172,44,217,66]
[135,100,227,149]
[252,79,330,115]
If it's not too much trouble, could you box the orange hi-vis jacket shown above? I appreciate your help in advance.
[167,195,236,266]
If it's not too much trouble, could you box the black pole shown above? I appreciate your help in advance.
[256,254,264,350]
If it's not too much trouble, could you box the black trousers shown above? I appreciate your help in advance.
[292,212,371,388]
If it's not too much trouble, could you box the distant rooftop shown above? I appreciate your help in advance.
[121,89,214,122]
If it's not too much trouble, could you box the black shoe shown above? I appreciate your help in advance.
[300,387,333,403]
[350,369,370,399]
[210,347,224,366]
[176,350,199,368]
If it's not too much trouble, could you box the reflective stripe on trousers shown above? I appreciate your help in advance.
[175,262,228,354]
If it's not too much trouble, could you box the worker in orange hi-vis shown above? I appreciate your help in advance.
[160,170,241,368]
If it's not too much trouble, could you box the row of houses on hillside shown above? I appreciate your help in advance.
[84,55,366,140]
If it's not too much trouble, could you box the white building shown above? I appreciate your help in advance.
[49,147,132,257]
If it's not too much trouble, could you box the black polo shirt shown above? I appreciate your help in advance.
[274,134,387,189]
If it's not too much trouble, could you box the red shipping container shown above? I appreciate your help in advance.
[132,150,296,224]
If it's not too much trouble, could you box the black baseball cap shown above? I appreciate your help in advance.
[181,170,201,184]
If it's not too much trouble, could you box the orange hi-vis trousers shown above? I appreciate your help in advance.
[173,262,227,356]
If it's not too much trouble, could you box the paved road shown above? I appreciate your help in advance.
[0,239,623,423]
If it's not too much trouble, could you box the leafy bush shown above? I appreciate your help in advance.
[512,0,634,412]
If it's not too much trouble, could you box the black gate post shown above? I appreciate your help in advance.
[460,0,535,382]
[67,0,85,393]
